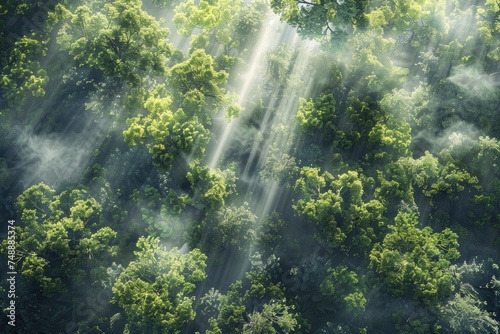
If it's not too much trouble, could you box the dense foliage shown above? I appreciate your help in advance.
[1,0,499,333]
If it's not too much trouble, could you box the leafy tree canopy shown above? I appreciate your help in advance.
[369,212,460,305]
[112,236,207,333]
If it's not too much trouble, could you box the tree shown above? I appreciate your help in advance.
[186,164,236,212]
[1,35,48,109]
[243,299,298,334]
[168,49,240,116]
[270,0,368,48]
[175,0,266,58]
[438,257,500,333]
[294,167,385,254]
[6,183,118,296]
[320,265,367,316]
[123,84,211,170]
[366,0,447,44]
[174,0,241,39]
[297,92,337,142]
[196,203,256,256]
[204,254,303,333]
[345,31,408,94]
[54,0,172,87]
[119,48,237,169]
[259,148,299,187]
[112,236,207,333]
[256,212,287,258]
[440,284,499,334]
[131,185,186,240]
[369,212,460,305]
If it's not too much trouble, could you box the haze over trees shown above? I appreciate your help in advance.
[1,0,499,333]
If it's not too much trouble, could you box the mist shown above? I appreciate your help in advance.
[1,0,499,333]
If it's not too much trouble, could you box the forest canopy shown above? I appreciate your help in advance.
[1,0,499,333]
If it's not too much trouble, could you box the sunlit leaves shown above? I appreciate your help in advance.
[368,115,411,159]
[243,299,299,334]
[297,93,336,141]
[440,284,500,333]
[474,0,500,62]
[5,183,117,296]
[294,167,384,252]
[174,0,241,37]
[55,0,172,86]
[123,84,211,170]
[440,258,500,333]
[369,212,460,305]
[1,36,48,107]
[112,236,207,333]
[186,164,236,211]
[169,49,228,105]
[205,256,302,333]
[16,182,55,223]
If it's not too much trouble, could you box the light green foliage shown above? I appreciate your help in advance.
[8,183,118,296]
[112,236,207,333]
[16,182,55,222]
[168,49,241,114]
[55,0,172,86]
[1,36,48,107]
[401,151,440,188]
[468,136,500,226]
[476,0,500,61]
[123,84,210,169]
[294,167,384,253]
[369,212,460,305]
[169,49,227,103]
[320,266,367,316]
[188,32,210,55]
[297,93,336,140]
[401,151,480,205]
[187,164,236,211]
[368,115,411,159]
[439,258,500,333]
[0,0,29,17]
[205,281,246,334]
[174,0,241,37]
[176,0,266,57]
[423,162,479,203]
[367,0,447,45]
